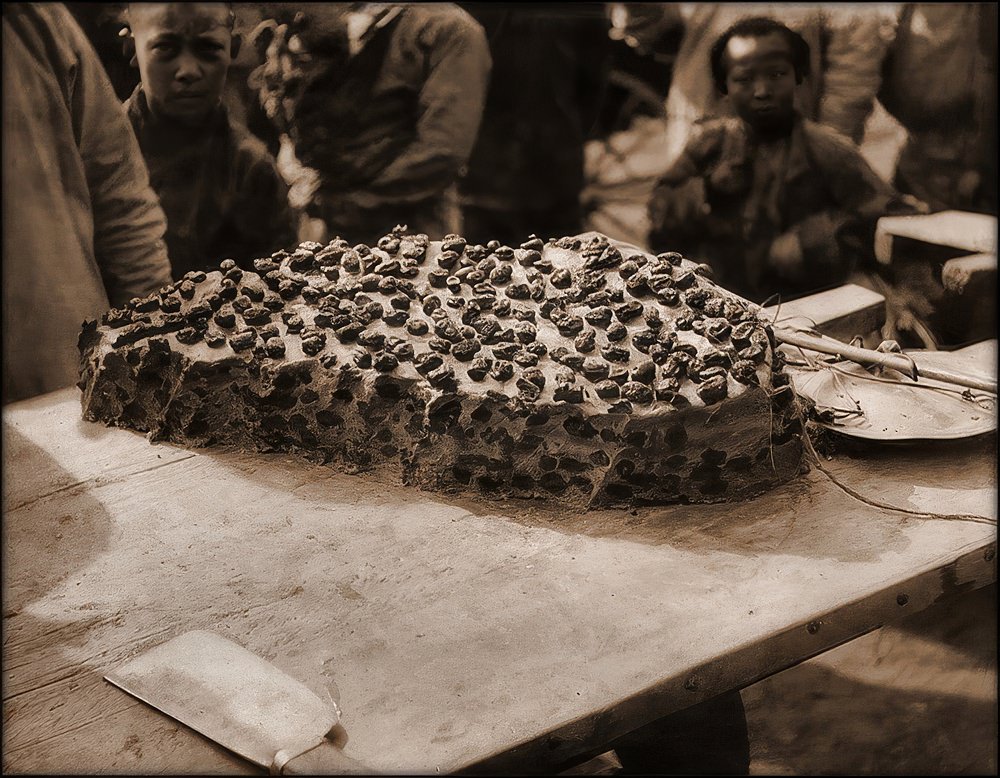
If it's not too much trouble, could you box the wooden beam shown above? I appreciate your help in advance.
[458,541,997,775]
[875,211,997,265]
[762,283,885,343]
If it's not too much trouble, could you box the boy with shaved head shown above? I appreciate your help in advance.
[124,2,295,280]
[647,17,922,305]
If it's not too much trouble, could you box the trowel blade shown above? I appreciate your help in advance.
[105,630,339,770]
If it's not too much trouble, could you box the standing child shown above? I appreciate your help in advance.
[248,3,491,246]
[648,17,921,305]
[124,2,296,280]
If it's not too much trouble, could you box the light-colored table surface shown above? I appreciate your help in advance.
[2,381,995,774]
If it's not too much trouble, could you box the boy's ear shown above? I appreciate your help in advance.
[231,33,242,61]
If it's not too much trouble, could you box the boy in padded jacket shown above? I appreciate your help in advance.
[124,2,296,280]
[648,17,919,305]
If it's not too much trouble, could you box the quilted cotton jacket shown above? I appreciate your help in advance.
[125,87,296,280]
[2,3,171,403]
[648,114,916,303]
[250,3,491,244]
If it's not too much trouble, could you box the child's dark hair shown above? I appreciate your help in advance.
[709,17,811,94]
[125,2,237,30]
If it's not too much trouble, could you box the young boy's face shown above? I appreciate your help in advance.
[129,3,235,126]
[722,32,797,132]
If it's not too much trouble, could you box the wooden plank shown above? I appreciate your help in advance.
[763,283,885,344]
[875,211,998,264]
[2,389,194,514]
[954,339,998,364]
[461,542,997,774]
[815,433,996,519]
[2,389,996,774]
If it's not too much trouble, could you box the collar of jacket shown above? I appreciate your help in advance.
[775,117,812,188]
[125,85,229,142]
[718,113,812,184]
[348,4,403,53]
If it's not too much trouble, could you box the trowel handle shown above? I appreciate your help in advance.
[282,740,373,775]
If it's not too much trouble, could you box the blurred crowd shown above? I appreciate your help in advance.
[3,2,997,403]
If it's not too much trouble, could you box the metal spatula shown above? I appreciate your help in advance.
[105,630,371,774]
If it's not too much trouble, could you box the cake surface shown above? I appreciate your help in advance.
[78,230,803,508]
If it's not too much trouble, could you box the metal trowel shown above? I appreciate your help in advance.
[105,630,372,774]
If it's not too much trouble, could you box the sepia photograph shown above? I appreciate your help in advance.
[2,2,996,774]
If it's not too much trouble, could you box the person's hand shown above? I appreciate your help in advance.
[276,135,320,210]
[648,178,709,233]
[942,253,997,293]
[880,280,938,349]
[768,231,804,277]
[901,193,932,215]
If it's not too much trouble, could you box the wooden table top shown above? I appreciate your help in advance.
[2,385,996,774]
